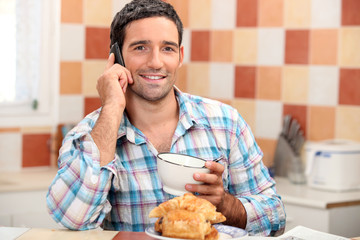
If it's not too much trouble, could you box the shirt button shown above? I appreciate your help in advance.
[91,175,98,184]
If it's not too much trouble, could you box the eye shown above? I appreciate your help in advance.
[163,46,175,52]
[134,46,146,51]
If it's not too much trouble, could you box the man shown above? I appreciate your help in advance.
[47,0,286,236]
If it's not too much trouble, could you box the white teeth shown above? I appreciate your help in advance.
[143,75,163,80]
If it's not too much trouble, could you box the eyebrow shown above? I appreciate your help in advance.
[128,40,179,49]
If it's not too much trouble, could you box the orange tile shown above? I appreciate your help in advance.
[0,128,20,133]
[234,66,256,99]
[339,68,360,106]
[285,30,309,64]
[166,0,189,28]
[85,27,111,59]
[258,0,283,27]
[61,0,83,23]
[310,29,338,65]
[336,106,360,141]
[257,66,282,100]
[176,64,188,92]
[256,138,277,167]
[84,97,101,117]
[189,0,211,28]
[283,104,307,137]
[308,106,335,141]
[22,134,51,167]
[190,31,210,61]
[60,61,82,94]
[236,0,258,27]
[210,31,233,62]
[342,0,360,25]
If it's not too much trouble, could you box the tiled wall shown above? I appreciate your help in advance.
[1,0,360,170]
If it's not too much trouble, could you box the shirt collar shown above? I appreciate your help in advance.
[116,86,208,143]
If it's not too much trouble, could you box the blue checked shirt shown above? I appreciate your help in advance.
[46,88,286,236]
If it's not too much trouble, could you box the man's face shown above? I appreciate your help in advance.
[122,17,184,102]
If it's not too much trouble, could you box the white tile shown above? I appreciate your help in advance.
[182,29,191,64]
[60,24,85,61]
[258,28,285,66]
[311,0,341,28]
[112,0,132,17]
[209,63,234,99]
[308,66,339,106]
[211,0,236,29]
[59,95,84,124]
[255,100,283,138]
[0,133,22,171]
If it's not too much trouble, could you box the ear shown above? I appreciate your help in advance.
[178,45,184,68]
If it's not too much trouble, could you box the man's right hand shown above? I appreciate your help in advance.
[91,53,133,167]
[96,53,133,111]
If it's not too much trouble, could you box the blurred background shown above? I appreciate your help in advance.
[0,0,360,237]
[0,0,359,170]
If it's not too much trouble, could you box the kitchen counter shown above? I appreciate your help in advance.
[275,177,360,209]
[0,168,58,193]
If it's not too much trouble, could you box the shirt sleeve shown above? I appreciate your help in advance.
[228,113,286,236]
[46,111,119,230]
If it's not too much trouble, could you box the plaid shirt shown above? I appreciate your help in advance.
[47,89,286,236]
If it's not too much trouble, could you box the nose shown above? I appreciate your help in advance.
[147,48,164,69]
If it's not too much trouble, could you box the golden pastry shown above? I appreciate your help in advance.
[149,193,226,240]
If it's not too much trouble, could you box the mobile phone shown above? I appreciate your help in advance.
[110,42,125,67]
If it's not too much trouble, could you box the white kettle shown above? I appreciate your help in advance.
[305,139,360,192]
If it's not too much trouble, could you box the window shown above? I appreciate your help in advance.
[0,0,60,127]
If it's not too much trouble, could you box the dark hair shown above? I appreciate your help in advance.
[110,0,183,50]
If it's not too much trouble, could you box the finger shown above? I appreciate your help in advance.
[193,172,218,185]
[205,161,224,175]
[105,53,115,70]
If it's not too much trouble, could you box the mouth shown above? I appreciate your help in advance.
[140,74,166,81]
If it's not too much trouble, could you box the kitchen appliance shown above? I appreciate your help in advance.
[305,139,360,192]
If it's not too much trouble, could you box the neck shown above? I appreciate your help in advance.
[125,88,179,131]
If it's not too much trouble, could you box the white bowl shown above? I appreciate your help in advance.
[157,153,210,196]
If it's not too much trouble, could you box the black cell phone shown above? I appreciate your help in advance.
[110,42,125,67]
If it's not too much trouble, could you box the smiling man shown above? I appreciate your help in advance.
[47,0,286,236]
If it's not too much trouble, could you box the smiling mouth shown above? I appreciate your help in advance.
[140,74,166,80]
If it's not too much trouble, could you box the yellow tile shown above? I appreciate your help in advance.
[282,66,309,104]
[284,0,311,28]
[82,60,107,96]
[211,31,233,62]
[233,29,257,65]
[84,0,112,26]
[189,0,211,28]
[187,63,210,97]
[336,106,360,142]
[230,99,256,131]
[21,126,53,134]
[339,27,360,67]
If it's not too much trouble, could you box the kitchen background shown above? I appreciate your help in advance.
[0,0,360,171]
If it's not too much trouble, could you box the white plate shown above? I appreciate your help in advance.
[145,224,248,240]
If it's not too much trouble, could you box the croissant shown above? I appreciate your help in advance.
[149,193,226,224]
[149,193,226,240]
